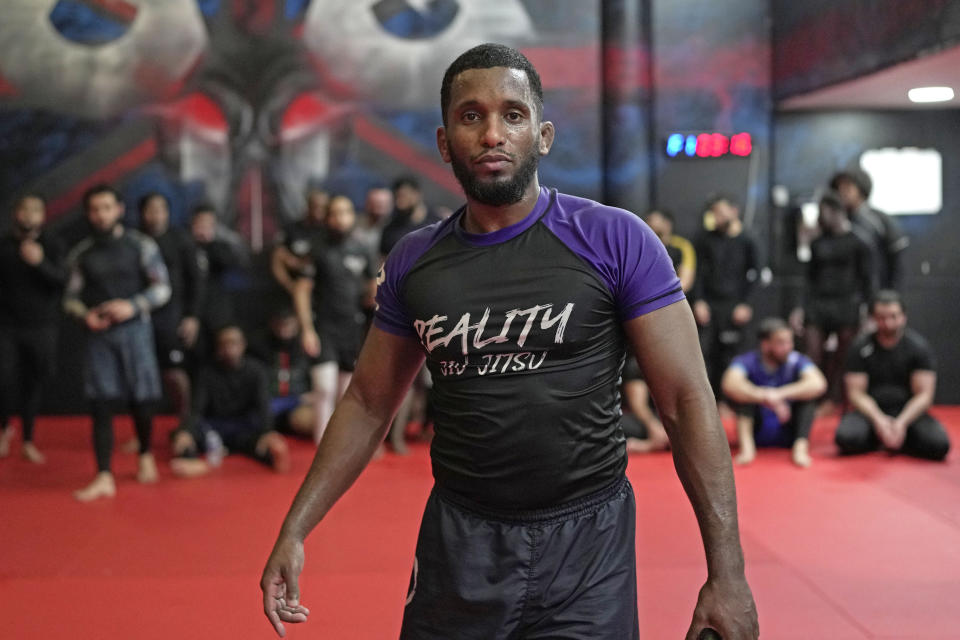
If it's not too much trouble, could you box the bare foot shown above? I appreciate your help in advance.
[0,427,13,458]
[259,433,291,473]
[74,472,117,502]
[137,453,159,484]
[120,438,141,454]
[22,442,46,464]
[735,445,756,466]
[792,440,812,468]
[170,457,210,478]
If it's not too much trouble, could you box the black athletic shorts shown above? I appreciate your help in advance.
[316,321,365,372]
[400,476,640,640]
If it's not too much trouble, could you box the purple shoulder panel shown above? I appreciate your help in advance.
[541,190,684,320]
[373,216,457,337]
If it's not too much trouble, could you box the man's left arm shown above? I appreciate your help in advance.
[626,300,758,640]
[893,370,936,440]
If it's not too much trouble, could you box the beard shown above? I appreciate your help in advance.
[91,221,119,238]
[448,143,540,207]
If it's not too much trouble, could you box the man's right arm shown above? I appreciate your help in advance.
[261,326,425,637]
[845,372,886,426]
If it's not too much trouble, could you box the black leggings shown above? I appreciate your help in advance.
[91,400,155,472]
[0,326,57,443]
[835,411,950,461]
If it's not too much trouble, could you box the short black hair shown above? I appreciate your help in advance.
[644,208,674,224]
[137,191,168,214]
[818,190,846,214]
[758,317,791,341]
[82,184,121,212]
[440,43,543,126]
[191,203,216,218]
[704,193,739,212]
[829,168,872,198]
[391,175,420,192]
[871,289,904,314]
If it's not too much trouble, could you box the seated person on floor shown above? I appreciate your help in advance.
[170,325,290,476]
[620,356,669,453]
[835,290,950,461]
[249,306,318,440]
[721,317,827,468]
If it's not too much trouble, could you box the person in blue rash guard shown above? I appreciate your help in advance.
[722,317,827,468]
[260,43,758,640]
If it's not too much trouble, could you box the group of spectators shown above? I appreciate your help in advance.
[0,167,950,501]
[621,168,950,466]
[0,175,441,500]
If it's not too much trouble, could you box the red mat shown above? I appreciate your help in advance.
[2,409,959,639]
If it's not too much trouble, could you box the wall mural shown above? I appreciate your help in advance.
[0,0,601,249]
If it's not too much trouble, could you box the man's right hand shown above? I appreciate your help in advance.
[302,329,321,358]
[85,309,111,332]
[261,535,310,637]
[693,300,711,326]
[873,414,900,449]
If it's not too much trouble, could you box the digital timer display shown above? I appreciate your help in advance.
[666,132,752,158]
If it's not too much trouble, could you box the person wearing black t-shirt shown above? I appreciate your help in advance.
[791,191,874,409]
[378,176,442,257]
[836,290,949,460]
[0,195,67,464]
[139,193,202,420]
[270,187,329,296]
[261,44,756,640]
[170,326,290,477]
[292,195,376,443]
[692,195,760,398]
[64,185,171,501]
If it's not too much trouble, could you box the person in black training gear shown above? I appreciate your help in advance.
[791,191,874,408]
[64,184,170,501]
[692,194,760,397]
[292,194,377,443]
[836,290,950,461]
[270,187,329,296]
[378,175,441,257]
[830,168,908,290]
[170,325,290,477]
[0,195,67,464]
[139,192,202,420]
[260,44,757,640]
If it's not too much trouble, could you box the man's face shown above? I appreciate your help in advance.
[216,328,246,367]
[141,196,170,236]
[835,178,863,209]
[365,188,392,223]
[191,212,216,244]
[873,302,906,341]
[86,192,124,234]
[646,212,671,241]
[761,328,794,365]
[270,314,299,341]
[14,196,45,233]
[818,202,843,233]
[325,196,356,235]
[393,184,421,213]
[437,66,553,207]
[711,199,738,232]
[306,190,329,224]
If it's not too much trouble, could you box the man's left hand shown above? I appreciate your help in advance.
[20,240,44,265]
[685,574,759,640]
[97,299,137,324]
[731,304,753,326]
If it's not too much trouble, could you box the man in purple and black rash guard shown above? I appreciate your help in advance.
[261,44,758,640]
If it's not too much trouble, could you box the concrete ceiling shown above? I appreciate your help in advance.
[778,44,960,110]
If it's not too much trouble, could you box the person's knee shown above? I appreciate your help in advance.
[835,415,872,453]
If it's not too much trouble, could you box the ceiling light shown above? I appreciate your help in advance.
[907,86,955,103]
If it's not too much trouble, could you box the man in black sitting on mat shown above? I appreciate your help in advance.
[835,290,950,461]
[170,325,290,477]
[0,194,67,464]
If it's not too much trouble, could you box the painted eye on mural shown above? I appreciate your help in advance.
[372,0,460,39]
[49,0,140,46]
